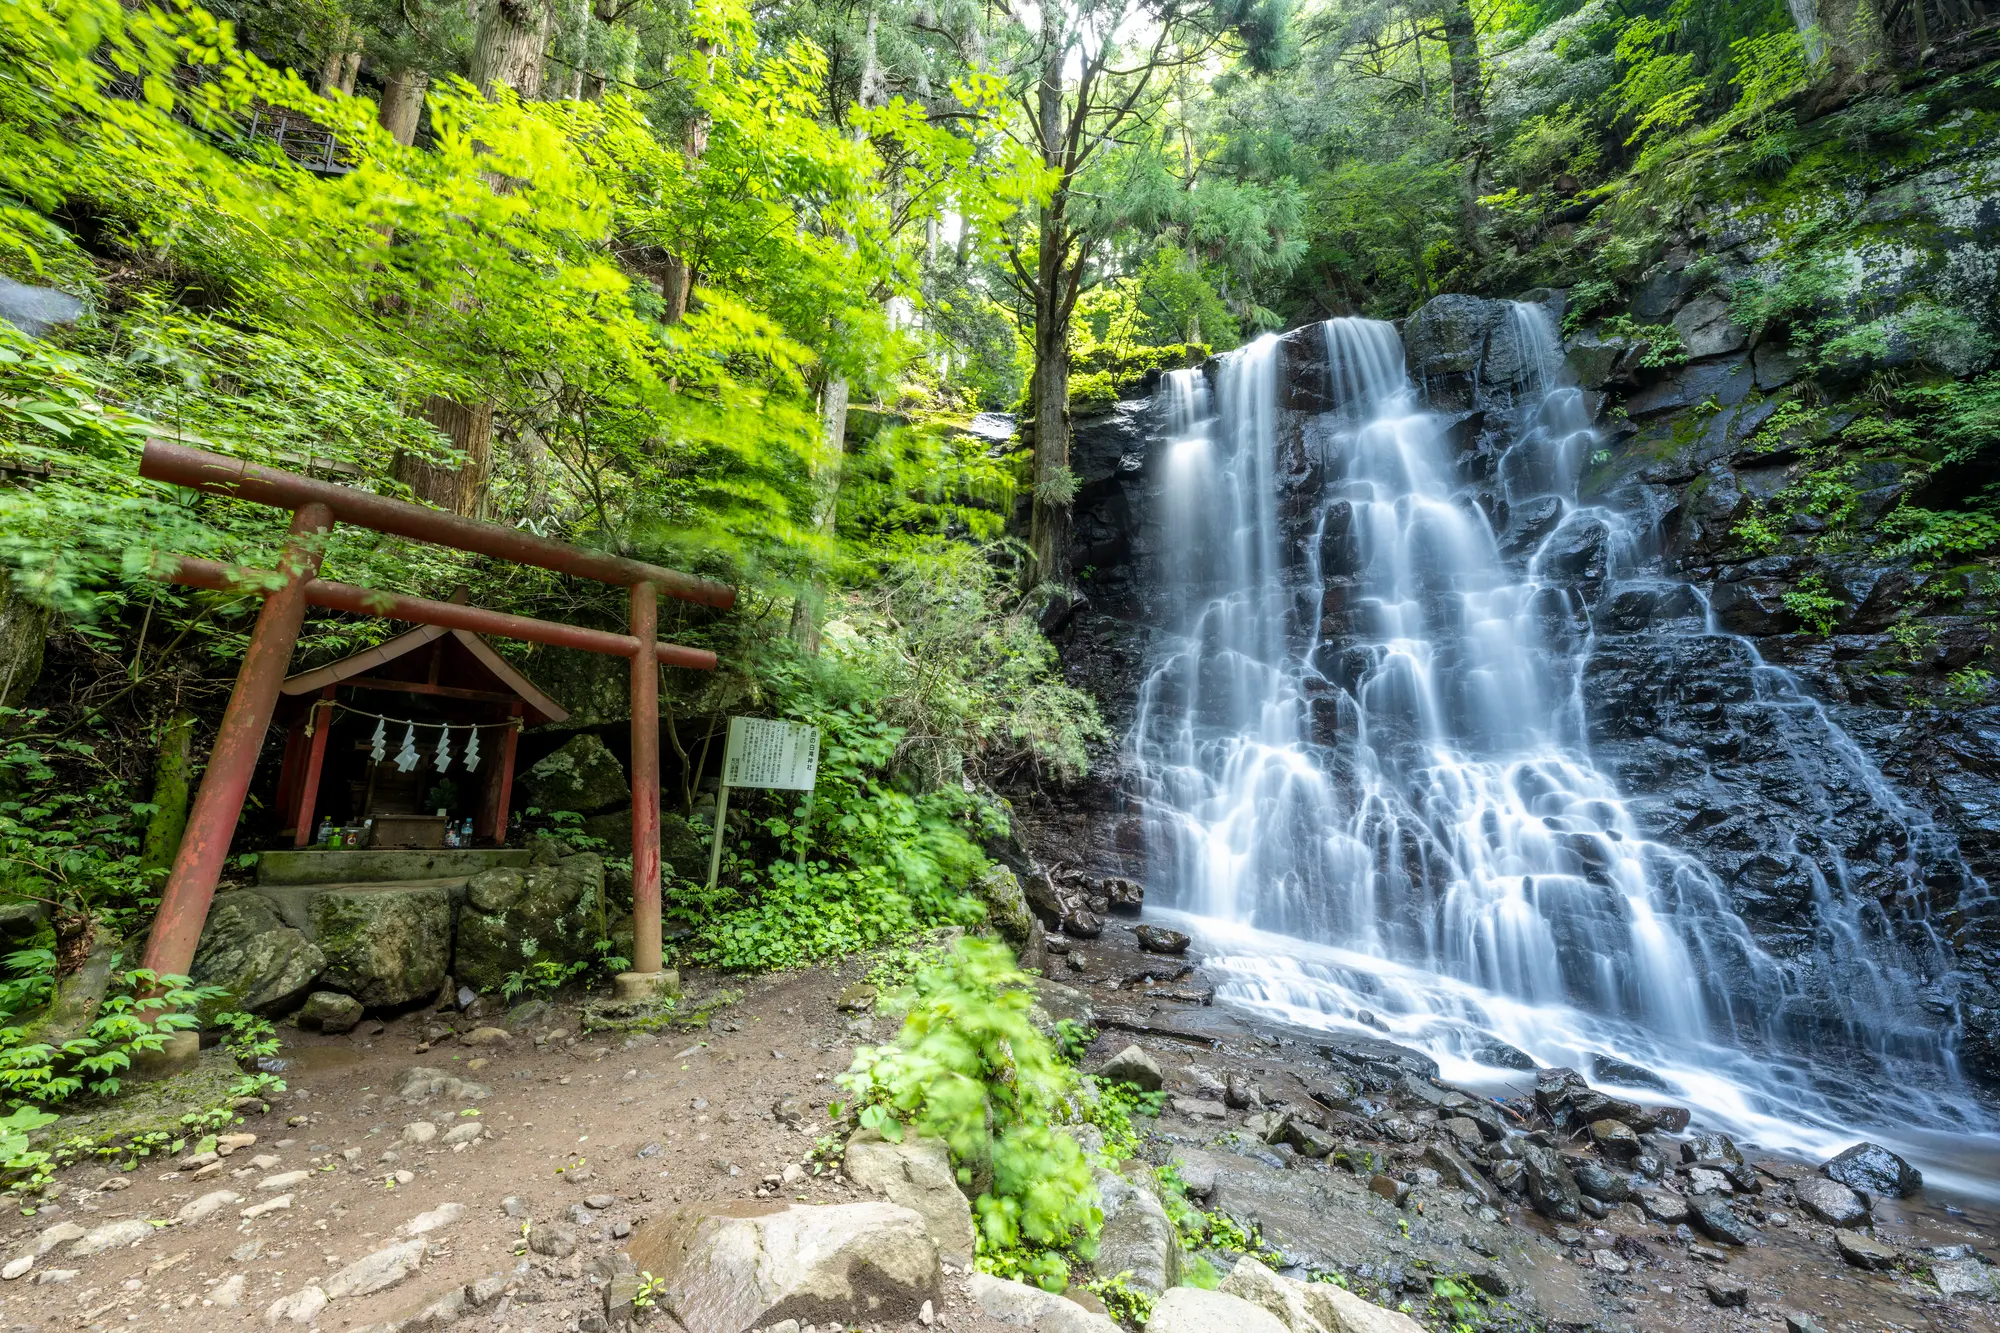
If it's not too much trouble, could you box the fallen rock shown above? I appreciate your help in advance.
[1519,1143,1582,1223]
[66,1219,153,1257]
[459,1026,510,1047]
[1147,1286,1289,1333]
[1134,926,1190,956]
[402,1121,438,1145]
[1703,1273,1749,1308]
[1097,1044,1164,1092]
[397,1066,490,1102]
[974,867,1040,954]
[836,983,878,1013]
[265,1285,328,1324]
[1587,1119,1640,1160]
[1834,1229,1900,1271]
[323,1238,426,1299]
[0,1256,29,1281]
[442,1121,484,1146]
[259,1170,310,1191]
[1422,1142,1498,1207]
[1094,1168,1179,1297]
[1822,1142,1921,1199]
[1793,1174,1869,1227]
[176,1190,243,1224]
[212,1273,244,1307]
[241,1195,292,1219]
[1687,1196,1754,1247]
[1931,1255,2000,1299]
[528,1222,577,1258]
[967,1272,1119,1333]
[621,1200,938,1333]
[843,1131,977,1266]
[297,990,364,1034]
[32,1223,84,1255]
[401,1202,465,1236]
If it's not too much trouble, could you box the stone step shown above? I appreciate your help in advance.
[256,848,531,887]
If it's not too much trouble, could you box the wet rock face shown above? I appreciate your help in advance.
[1032,280,2000,1084]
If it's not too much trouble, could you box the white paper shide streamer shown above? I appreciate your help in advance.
[463,728,481,773]
[395,723,419,773]
[434,726,453,774]
[370,719,387,763]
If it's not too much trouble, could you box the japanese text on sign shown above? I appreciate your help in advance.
[720,717,820,791]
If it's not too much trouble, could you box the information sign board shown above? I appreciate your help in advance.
[721,716,820,791]
[706,716,821,888]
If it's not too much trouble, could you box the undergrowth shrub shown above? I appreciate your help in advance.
[838,938,1099,1292]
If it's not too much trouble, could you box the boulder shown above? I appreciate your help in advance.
[1821,1142,1921,1199]
[1024,871,1102,938]
[1101,878,1144,914]
[1422,1142,1498,1208]
[1096,1045,1164,1093]
[621,1200,938,1333]
[1687,1195,1755,1246]
[297,990,364,1034]
[975,866,1038,953]
[1568,1158,1630,1204]
[65,1220,152,1257]
[310,886,453,1008]
[1519,1143,1582,1223]
[454,853,607,993]
[521,734,629,814]
[1134,925,1190,956]
[842,1131,976,1266]
[1093,1168,1179,1297]
[1703,1273,1749,1308]
[189,894,325,1016]
[1146,1287,1290,1333]
[967,1272,1119,1333]
[1792,1174,1869,1227]
[1219,1256,1428,1333]
[1834,1229,1900,1271]
[1588,1119,1641,1160]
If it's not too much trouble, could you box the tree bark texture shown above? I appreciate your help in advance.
[1440,0,1484,129]
[1027,1,1073,593]
[397,396,495,516]
[471,0,553,97]
[140,710,198,875]
[378,67,431,145]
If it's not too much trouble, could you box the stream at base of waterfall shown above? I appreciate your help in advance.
[1130,309,2000,1201]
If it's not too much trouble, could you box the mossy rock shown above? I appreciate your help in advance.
[35,1047,245,1154]
[975,865,1037,952]
[190,893,326,1018]
[309,886,453,1008]
[521,733,629,814]
[455,852,606,993]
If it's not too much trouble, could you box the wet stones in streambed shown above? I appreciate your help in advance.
[1820,1141,1922,1199]
[1096,1044,1164,1092]
[1791,1174,1869,1227]
[1134,925,1190,955]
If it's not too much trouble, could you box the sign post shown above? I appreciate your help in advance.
[705,716,820,890]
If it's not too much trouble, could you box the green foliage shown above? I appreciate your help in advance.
[839,938,1099,1292]
[1781,571,1844,636]
[1087,1272,1157,1325]
[0,1103,58,1190]
[1082,1078,1166,1161]
[1599,316,1687,369]
[0,968,219,1105]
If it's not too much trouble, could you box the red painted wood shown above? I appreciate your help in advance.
[290,687,336,848]
[629,581,661,974]
[142,503,333,985]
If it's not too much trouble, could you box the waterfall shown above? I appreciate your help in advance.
[1132,308,1998,1192]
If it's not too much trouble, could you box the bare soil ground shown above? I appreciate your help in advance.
[0,922,1993,1333]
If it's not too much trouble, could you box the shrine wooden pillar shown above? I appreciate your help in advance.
[290,685,336,847]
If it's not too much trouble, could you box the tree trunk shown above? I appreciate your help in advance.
[379,68,431,145]
[1027,3,1073,595]
[659,39,716,324]
[1028,256,1071,594]
[789,371,851,650]
[471,0,553,98]
[789,13,879,649]
[397,396,496,516]
[140,711,197,876]
[339,50,362,96]
[1440,0,1483,130]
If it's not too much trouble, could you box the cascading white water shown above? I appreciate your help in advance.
[1133,308,2000,1195]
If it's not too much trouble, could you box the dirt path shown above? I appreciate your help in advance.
[0,964,927,1332]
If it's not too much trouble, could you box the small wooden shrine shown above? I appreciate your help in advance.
[271,624,567,848]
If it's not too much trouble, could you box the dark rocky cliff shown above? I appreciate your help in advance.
[1024,267,2000,1082]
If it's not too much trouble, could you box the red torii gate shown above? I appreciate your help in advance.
[139,440,734,1000]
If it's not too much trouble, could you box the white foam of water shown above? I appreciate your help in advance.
[1130,309,2000,1199]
